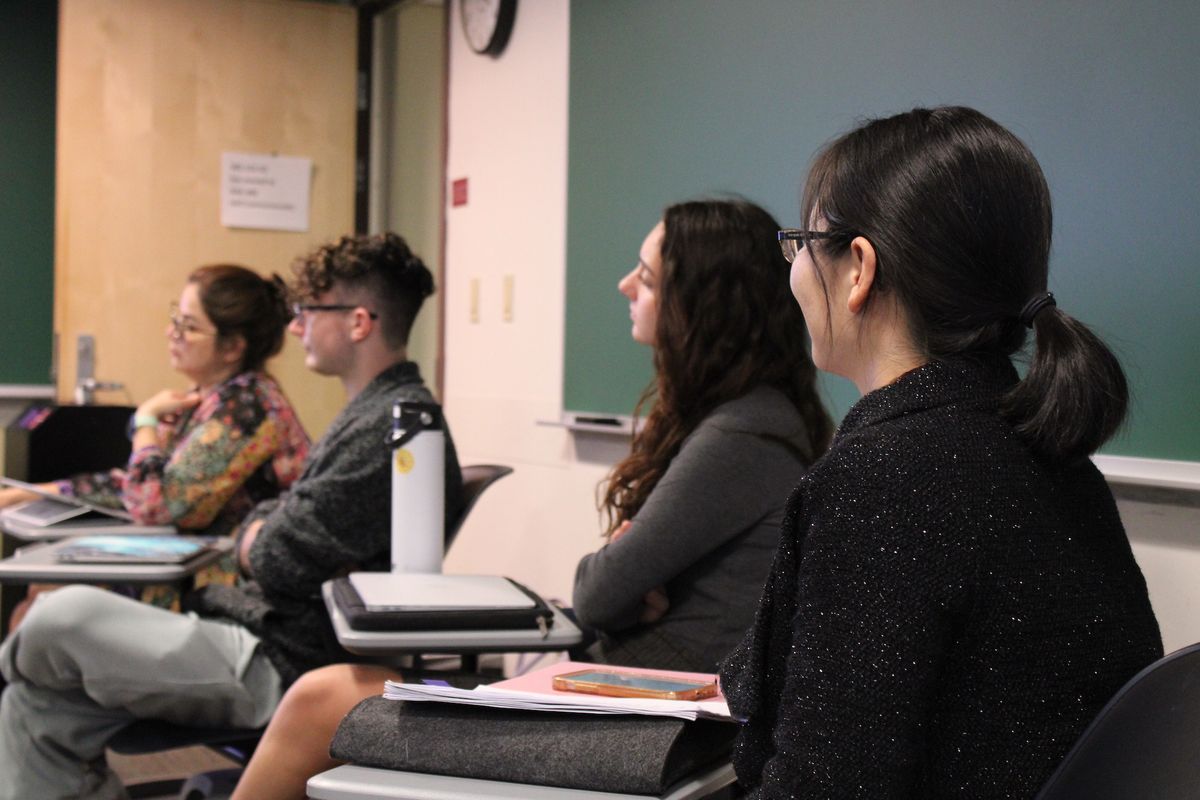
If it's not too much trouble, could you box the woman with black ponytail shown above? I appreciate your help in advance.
[720,107,1162,798]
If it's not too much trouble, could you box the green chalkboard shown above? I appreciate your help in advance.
[0,0,56,387]
[564,0,1200,462]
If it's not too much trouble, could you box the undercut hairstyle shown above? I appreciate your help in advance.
[602,198,834,533]
[188,264,290,372]
[291,232,434,349]
[801,105,1128,460]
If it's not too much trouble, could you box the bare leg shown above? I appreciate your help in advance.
[231,663,401,800]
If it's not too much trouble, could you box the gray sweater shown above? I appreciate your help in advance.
[188,361,463,685]
[573,385,817,673]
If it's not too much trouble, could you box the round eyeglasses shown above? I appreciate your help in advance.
[168,303,218,340]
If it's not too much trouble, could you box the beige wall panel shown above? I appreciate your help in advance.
[384,3,446,394]
[55,0,358,438]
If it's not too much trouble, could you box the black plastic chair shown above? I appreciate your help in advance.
[110,721,258,799]
[111,464,515,799]
[445,463,514,550]
[1035,641,1200,799]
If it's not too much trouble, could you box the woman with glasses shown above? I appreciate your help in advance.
[2,264,310,623]
[719,107,1162,798]
[223,197,834,800]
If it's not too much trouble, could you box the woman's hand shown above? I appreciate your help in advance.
[237,518,265,576]
[608,520,671,622]
[0,484,57,509]
[640,587,670,623]
[137,389,202,422]
[610,520,633,541]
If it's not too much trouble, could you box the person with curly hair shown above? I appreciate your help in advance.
[0,233,464,800]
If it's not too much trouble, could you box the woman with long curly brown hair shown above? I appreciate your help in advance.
[573,197,833,672]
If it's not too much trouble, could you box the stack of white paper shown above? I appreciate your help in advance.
[381,660,733,722]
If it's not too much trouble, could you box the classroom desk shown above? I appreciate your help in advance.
[0,517,170,638]
[0,513,175,542]
[0,535,232,584]
[306,761,737,800]
[313,586,735,800]
[322,580,584,656]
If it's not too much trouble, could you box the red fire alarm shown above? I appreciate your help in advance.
[451,178,468,207]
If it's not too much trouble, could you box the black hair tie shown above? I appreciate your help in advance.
[1018,291,1056,328]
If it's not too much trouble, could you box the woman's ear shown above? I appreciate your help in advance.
[845,236,878,315]
[219,334,247,367]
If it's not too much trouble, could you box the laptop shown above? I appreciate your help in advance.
[0,476,135,527]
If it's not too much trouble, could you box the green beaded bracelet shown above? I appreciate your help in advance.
[133,413,159,430]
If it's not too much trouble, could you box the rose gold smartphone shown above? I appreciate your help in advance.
[551,668,717,701]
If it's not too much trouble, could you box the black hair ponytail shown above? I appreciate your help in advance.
[803,106,1129,463]
[1003,306,1128,460]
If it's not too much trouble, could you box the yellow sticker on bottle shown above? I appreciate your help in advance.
[394,449,415,474]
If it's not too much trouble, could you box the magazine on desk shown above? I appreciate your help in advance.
[382,660,733,722]
[53,535,213,564]
[0,476,135,526]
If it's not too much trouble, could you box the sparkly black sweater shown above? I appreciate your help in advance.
[719,355,1161,799]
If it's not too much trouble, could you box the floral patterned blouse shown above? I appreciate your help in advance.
[61,371,309,608]
[65,370,310,538]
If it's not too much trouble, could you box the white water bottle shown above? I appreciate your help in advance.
[388,400,445,574]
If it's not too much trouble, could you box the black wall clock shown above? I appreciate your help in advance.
[461,0,517,57]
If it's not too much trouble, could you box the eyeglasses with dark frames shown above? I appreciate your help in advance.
[777,229,839,264]
[167,302,218,340]
[290,303,380,322]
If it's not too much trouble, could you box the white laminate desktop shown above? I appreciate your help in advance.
[0,535,232,584]
[0,512,175,541]
[306,762,736,800]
